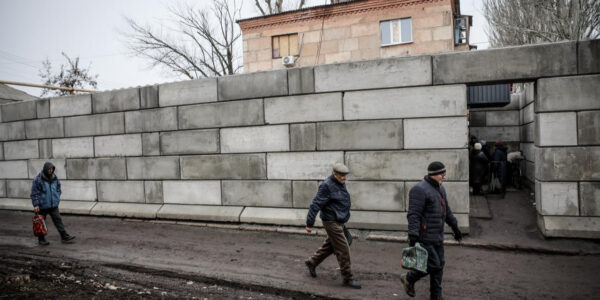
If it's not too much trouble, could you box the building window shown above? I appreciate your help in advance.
[380,18,412,46]
[272,33,299,58]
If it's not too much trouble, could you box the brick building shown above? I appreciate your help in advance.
[238,0,472,73]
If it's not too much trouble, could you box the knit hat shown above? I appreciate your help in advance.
[427,161,446,176]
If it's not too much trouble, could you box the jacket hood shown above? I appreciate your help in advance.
[43,162,55,174]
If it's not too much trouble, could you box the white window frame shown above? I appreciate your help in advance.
[380,18,413,46]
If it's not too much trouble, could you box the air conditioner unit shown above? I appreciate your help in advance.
[282,56,296,67]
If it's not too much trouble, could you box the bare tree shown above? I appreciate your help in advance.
[123,0,242,79]
[38,52,98,97]
[255,0,306,15]
[483,0,600,47]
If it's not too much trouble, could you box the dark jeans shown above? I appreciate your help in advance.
[407,243,445,297]
[38,207,67,240]
[308,221,353,279]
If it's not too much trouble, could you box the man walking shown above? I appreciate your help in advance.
[401,161,462,300]
[304,163,361,289]
[31,162,75,245]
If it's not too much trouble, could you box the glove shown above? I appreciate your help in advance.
[452,226,463,242]
[408,235,418,247]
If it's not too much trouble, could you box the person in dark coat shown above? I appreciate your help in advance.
[470,143,489,195]
[304,163,361,289]
[491,141,508,194]
[401,161,462,300]
[31,162,75,245]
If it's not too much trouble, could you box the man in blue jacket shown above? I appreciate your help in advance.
[304,163,361,289]
[401,161,462,300]
[31,162,75,245]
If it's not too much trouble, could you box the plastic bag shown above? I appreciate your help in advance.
[401,242,428,273]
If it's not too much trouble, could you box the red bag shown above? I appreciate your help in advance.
[32,214,47,237]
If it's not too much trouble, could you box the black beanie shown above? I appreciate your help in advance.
[427,161,446,176]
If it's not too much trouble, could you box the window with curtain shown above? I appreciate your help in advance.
[272,33,299,58]
[380,18,412,46]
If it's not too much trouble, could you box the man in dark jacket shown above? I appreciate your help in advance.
[304,163,361,289]
[491,141,508,194]
[31,162,75,245]
[401,161,462,300]
[470,142,489,195]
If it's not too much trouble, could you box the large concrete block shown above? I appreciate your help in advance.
[346,211,408,231]
[28,159,66,179]
[52,137,94,158]
[6,180,31,198]
[157,204,243,222]
[178,99,264,129]
[163,180,221,205]
[38,139,52,159]
[126,157,180,180]
[433,42,576,84]
[0,198,31,211]
[469,111,486,127]
[0,100,36,122]
[469,126,520,143]
[140,85,159,109]
[315,56,432,92]
[290,123,316,151]
[0,161,28,179]
[520,122,535,143]
[0,121,25,141]
[267,152,344,180]
[535,147,600,181]
[240,207,322,227]
[221,125,289,153]
[0,180,5,197]
[521,103,534,125]
[405,181,470,214]
[97,181,145,203]
[66,158,127,180]
[525,160,535,183]
[159,78,217,106]
[25,118,64,139]
[486,111,519,126]
[144,181,163,204]
[3,140,38,160]
[218,69,288,101]
[520,142,535,163]
[346,181,404,211]
[288,67,314,95]
[181,154,266,180]
[59,200,96,214]
[90,202,161,219]
[142,133,160,156]
[578,111,600,145]
[265,93,342,124]
[50,94,92,117]
[580,182,600,217]
[60,180,97,201]
[160,129,219,155]
[537,75,600,112]
[64,112,125,137]
[92,88,140,113]
[578,39,600,75]
[535,181,579,216]
[346,150,468,181]
[94,134,142,157]
[536,113,577,146]
[125,107,177,133]
[344,85,466,120]
[539,215,600,239]
[222,180,292,207]
[0,143,2,160]
[36,99,50,119]
[292,181,319,208]
[317,120,403,150]
[404,117,468,149]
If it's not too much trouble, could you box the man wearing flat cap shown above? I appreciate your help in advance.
[304,162,361,289]
[401,161,462,300]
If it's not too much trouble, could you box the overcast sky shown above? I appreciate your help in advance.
[0,0,488,97]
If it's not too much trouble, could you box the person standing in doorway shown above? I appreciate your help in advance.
[304,163,361,289]
[31,162,75,245]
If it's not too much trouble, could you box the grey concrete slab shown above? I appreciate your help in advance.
[222,180,292,207]
[346,150,468,181]
[317,120,403,150]
[0,161,28,179]
[536,113,577,146]
[0,100,36,122]
[0,198,31,210]
[525,160,535,183]
[346,181,404,211]
[539,215,600,239]
[239,207,322,227]
[290,123,316,151]
[92,88,140,113]
[3,140,38,160]
[36,99,50,119]
[180,154,266,180]
[38,139,52,159]
[535,147,600,181]
[218,69,288,101]
[520,142,535,163]
[344,85,466,120]
[288,67,314,95]
[94,134,143,157]
[267,152,344,180]
[405,181,470,214]
[125,107,177,133]
[486,111,519,126]
[159,78,217,107]
[64,112,125,137]
[578,111,600,145]
[140,85,159,109]
[90,202,162,219]
[28,159,66,179]
[59,200,96,215]
[178,99,264,129]
[315,56,432,92]
[144,181,163,204]
[160,129,219,155]
[162,180,221,205]
[537,75,600,112]
[469,126,520,143]
[142,133,160,156]
[469,111,486,127]
[0,180,5,197]
[0,121,25,141]
[221,125,289,153]
[6,180,31,198]
[60,180,97,201]
[126,157,180,180]
[346,211,407,230]
[536,181,579,216]
[578,39,600,75]
[25,118,64,139]
[521,122,535,143]
[292,181,319,208]
[580,182,600,217]
[265,93,342,124]
[52,137,94,158]
[66,158,127,180]
[157,204,243,222]
[97,181,145,203]
[404,117,468,149]
[521,102,534,125]
[50,94,92,117]
[433,42,577,84]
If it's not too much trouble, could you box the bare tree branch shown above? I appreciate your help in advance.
[38,52,98,97]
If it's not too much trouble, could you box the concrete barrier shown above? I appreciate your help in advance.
[94,134,143,157]
[222,180,292,207]
[178,99,264,129]
[25,118,64,139]
[92,88,140,113]
[163,180,221,205]
[160,129,219,155]
[265,93,342,124]
[159,78,217,107]
[126,157,180,180]
[125,107,177,133]
[181,154,266,180]
[65,113,125,137]
[52,137,94,158]
[0,121,25,141]
[1,100,37,122]
[218,69,288,101]
[317,120,403,150]
[221,125,289,153]
[97,181,145,203]
[50,95,92,117]
[3,140,38,160]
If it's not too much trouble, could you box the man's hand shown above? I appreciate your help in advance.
[305,226,313,233]
[408,235,418,247]
[452,226,463,242]
[33,206,40,213]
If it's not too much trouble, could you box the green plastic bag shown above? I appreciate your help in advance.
[401,242,428,273]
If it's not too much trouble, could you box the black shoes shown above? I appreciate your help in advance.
[342,278,362,289]
[38,238,49,246]
[305,260,317,278]
[61,235,76,243]
[401,274,415,297]
[430,295,444,300]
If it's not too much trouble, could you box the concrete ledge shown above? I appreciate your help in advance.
[0,198,31,211]
[539,215,600,239]
[157,204,243,222]
[59,200,97,215]
[240,207,322,227]
[90,202,162,219]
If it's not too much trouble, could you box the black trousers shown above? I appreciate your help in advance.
[38,207,67,240]
[406,243,445,297]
